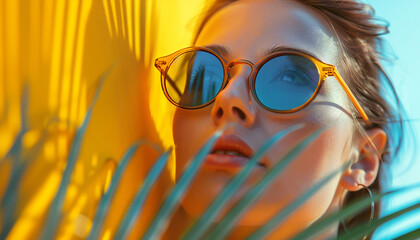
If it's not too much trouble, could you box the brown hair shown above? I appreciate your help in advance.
[192,0,405,238]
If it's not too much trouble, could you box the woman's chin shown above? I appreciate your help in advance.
[179,171,233,217]
[179,188,274,226]
[180,198,265,226]
[179,197,309,239]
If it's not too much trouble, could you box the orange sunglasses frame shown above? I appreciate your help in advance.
[155,46,369,123]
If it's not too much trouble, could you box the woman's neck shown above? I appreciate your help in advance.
[162,206,338,239]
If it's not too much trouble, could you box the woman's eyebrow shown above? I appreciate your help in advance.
[200,44,320,61]
[201,44,230,58]
[263,45,320,60]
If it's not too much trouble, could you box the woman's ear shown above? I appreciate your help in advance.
[340,128,387,191]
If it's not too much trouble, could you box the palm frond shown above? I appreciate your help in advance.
[246,159,350,240]
[0,86,28,163]
[394,227,420,240]
[87,140,161,240]
[291,184,418,239]
[203,127,325,240]
[0,88,28,239]
[114,148,171,239]
[142,130,222,240]
[40,67,112,239]
[337,199,420,240]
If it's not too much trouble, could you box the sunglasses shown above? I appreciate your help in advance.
[155,46,369,123]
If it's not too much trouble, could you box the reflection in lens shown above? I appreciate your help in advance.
[255,55,318,111]
[165,50,224,107]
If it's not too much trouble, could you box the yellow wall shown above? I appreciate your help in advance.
[0,0,208,238]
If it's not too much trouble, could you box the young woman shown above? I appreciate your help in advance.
[155,0,403,238]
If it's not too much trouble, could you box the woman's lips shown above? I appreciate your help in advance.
[203,134,258,172]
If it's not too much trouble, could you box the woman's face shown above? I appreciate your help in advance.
[173,0,356,236]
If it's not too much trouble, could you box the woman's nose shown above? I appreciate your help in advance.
[211,64,256,127]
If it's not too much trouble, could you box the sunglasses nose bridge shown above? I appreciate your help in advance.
[226,59,255,80]
[227,59,254,72]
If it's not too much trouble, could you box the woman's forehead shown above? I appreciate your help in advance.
[195,0,339,64]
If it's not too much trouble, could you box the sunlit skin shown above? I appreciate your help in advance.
[172,0,387,238]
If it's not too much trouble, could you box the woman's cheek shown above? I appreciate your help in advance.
[240,125,349,226]
[173,108,215,178]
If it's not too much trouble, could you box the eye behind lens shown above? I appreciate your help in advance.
[254,55,319,111]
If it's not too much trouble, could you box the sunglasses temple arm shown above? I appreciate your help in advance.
[332,70,370,124]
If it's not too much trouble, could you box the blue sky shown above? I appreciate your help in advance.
[364,0,420,239]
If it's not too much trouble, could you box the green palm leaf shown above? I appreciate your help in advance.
[87,140,162,240]
[0,88,28,239]
[142,129,223,240]
[246,159,351,240]
[336,199,420,240]
[0,112,55,239]
[40,68,112,240]
[114,148,171,239]
[203,127,324,240]
[291,186,412,239]
[0,86,28,163]
[394,227,420,240]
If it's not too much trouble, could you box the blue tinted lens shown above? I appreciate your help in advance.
[254,55,319,111]
[166,50,224,107]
